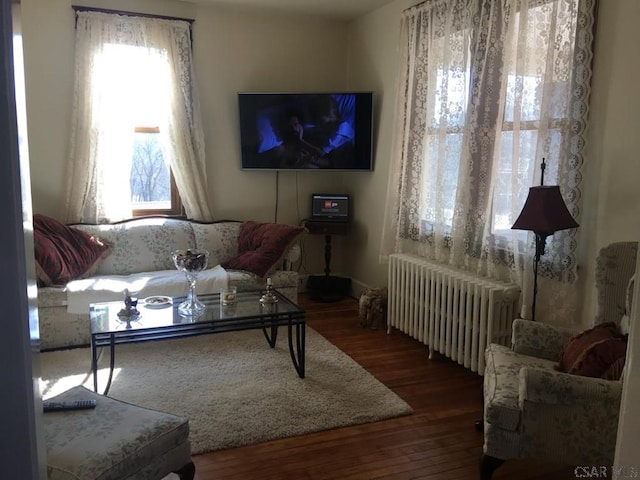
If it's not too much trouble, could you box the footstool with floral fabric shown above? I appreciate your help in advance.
[43,386,195,480]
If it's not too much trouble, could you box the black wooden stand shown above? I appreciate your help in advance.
[303,220,350,302]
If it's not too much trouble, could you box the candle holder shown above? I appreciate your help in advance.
[259,277,278,305]
[172,248,210,316]
[117,289,140,328]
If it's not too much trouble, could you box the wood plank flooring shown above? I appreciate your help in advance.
[190,293,578,480]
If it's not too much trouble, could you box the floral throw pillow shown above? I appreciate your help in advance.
[33,214,111,287]
[556,322,628,380]
[221,221,306,278]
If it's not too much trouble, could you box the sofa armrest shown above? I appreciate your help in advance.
[511,318,575,361]
[282,243,301,271]
[519,366,623,406]
[517,366,622,465]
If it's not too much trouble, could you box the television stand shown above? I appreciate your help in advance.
[303,221,351,302]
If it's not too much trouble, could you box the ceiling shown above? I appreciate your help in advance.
[182,0,398,21]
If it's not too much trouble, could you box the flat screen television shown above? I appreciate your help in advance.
[238,92,373,171]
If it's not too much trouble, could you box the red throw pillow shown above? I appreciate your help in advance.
[33,214,111,287]
[557,322,628,379]
[221,221,306,278]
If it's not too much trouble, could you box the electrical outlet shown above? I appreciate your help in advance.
[298,274,308,292]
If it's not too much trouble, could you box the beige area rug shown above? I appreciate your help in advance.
[39,327,413,455]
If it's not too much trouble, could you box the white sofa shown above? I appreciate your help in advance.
[37,217,304,350]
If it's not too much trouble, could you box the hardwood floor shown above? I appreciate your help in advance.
[190,293,577,480]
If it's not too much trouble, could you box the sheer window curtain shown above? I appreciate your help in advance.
[64,11,213,223]
[381,0,596,325]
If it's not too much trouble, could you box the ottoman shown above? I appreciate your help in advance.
[43,386,195,480]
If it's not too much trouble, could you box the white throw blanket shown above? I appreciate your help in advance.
[65,265,229,314]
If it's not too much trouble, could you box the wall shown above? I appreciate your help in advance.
[615,258,640,472]
[20,0,353,276]
[343,0,414,292]
[580,0,640,323]
[586,1,640,462]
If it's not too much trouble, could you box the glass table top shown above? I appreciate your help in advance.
[89,290,303,335]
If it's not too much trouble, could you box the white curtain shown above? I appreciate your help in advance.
[381,0,596,325]
[64,11,213,223]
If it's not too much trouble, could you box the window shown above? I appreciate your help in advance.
[422,31,471,230]
[415,1,579,242]
[131,127,183,216]
[491,73,563,235]
[92,42,183,218]
[490,3,574,237]
[65,11,212,224]
[383,0,594,287]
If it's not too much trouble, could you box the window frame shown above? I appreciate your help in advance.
[130,126,185,218]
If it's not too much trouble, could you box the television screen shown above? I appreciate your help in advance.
[238,92,373,171]
[311,193,350,222]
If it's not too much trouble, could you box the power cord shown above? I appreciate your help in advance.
[274,171,279,223]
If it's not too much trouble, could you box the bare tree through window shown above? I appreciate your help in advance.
[130,128,174,212]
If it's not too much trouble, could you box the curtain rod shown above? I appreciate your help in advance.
[72,5,194,24]
[403,0,431,15]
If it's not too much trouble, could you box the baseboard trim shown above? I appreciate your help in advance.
[300,275,378,301]
[350,278,370,299]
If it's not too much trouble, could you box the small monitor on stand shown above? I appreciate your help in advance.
[310,194,350,222]
[304,194,352,302]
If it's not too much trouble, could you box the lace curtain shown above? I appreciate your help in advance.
[64,11,213,223]
[381,0,596,325]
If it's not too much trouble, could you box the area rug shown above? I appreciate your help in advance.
[39,327,413,455]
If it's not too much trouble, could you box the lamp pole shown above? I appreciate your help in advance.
[531,232,549,323]
[530,158,546,322]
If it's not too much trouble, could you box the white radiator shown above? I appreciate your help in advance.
[387,253,520,375]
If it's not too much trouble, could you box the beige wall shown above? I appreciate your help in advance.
[615,257,640,468]
[343,0,414,292]
[580,0,640,322]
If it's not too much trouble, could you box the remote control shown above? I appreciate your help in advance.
[43,399,97,412]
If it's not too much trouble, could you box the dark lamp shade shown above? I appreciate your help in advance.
[511,185,579,234]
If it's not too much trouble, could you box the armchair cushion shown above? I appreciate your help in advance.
[557,322,628,379]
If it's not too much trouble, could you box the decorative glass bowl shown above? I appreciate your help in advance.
[172,249,210,316]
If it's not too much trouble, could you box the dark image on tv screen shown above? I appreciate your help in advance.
[238,92,373,171]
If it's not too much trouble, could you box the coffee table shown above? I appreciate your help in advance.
[89,290,305,394]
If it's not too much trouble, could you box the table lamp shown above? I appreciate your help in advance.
[511,160,579,322]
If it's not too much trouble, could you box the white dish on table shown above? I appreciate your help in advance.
[141,296,173,308]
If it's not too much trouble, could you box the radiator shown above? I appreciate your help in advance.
[387,253,520,375]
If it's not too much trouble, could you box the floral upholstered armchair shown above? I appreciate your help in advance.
[480,242,638,479]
